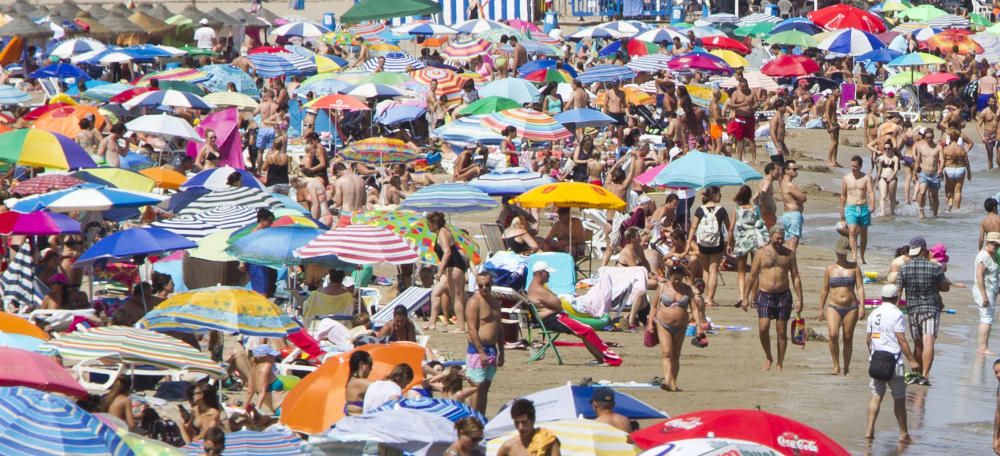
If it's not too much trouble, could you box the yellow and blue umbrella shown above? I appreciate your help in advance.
[138,286,300,337]
[0,129,96,169]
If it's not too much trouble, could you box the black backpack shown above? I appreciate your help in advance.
[869,350,897,381]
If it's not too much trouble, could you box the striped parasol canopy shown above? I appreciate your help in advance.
[8,186,165,213]
[442,38,492,61]
[360,51,425,73]
[121,90,215,110]
[152,205,259,240]
[626,54,672,73]
[0,386,131,456]
[348,21,386,40]
[715,69,779,91]
[247,52,317,78]
[399,182,498,213]
[469,167,554,196]
[224,226,329,268]
[1,245,48,309]
[49,37,106,58]
[39,326,225,376]
[432,114,506,147]
[271,21,330,39]
[202,92,259,109]
[0,129,96,169]
[368,397,486,424]
[199,64,259,97]
[339,137,421,165]
[136,67,210,86]
[411,67,467,97]
[181,167,266,192]
[295,225,420,265]
[482,108,573,142]
[577,64,636,84]
[487,419,635,456]
[182,430,305,455]
[176,187,282,216]
[453,18,514,35]
[352,210,482,265]
[10,173,84,196]
[138,286,300,337]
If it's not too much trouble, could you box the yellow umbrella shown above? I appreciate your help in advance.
[189,228,239,262]
[369,43,401,53]
[75,167,155,193]
[512,182,625,210]
[203,92,260,109]
[316,54,342,73]
[710,49,749,68]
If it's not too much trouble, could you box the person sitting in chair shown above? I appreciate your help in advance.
[543,207,587,259]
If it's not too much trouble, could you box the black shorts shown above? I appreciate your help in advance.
[609,112,626,124]
[756,289,792,321]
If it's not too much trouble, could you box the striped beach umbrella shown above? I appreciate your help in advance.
[81,82,134,102]
[469,167,554,196]
[927,14,970,29]
[343,82,404,98]
[818,28,885,56]
[348,21,386,40]
[400,182,498,213]
[0,129,95,169]
[152,205,259,240]
[139,286,300,337]
[361,52,425,73]
[392,22,458,36]
[176,187,282,216]
[353,210,482,265]
[272,21,330,38]
[199,64,258,96]
[454,19,513,35]
[577,64,636,84]
[0,85,31,105]
[442,38,492,61]
[122,89,214,110]
[411,67,467,96]
[339,137,421,165]
[737,12,781,27]
[716,69,779,91]
[482,108,573,142]
[202,92,259,109]
[0,244,47,309]
[10,174,84,196]
[136,67,210,85]
[626,54,672,73]
[368,397,486,424]
[634,27,689,44]
[295,225,420,265]
[71,48,134,65]
[182,430,305,456]
[8,186,165,212]
[181,167,267,191]
[39,326,224,376]
[49,37,106,58]
[487,419,635,456]
[570,24,625,39]
[432,114,506,147]
[247,52,317,78]
[0,386,131,456]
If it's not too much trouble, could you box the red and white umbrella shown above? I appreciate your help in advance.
[295,225,419,265]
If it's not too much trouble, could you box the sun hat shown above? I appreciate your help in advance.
[881,284,899,299]
[986,232,1000,245]
[929,243,948,264]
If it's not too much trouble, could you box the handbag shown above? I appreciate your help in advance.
[643,326,658,347]
[869,350,898,381]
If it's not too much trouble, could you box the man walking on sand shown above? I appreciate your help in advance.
[976,95,999,170]
[465,272,503,415]
[840,155,875,264]
[726,78,757,163]
[742,225,803,371]
[913,128,944,219]
[756,163,780,229]
[824,86,842,167]
[896,236,949,386]
[780,160,807,251]
[865,284,919,444]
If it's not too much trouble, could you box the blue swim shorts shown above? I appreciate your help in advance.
[466,343,498,383]
[256,127,275,151]
[780,211,803,240]
[918,172,941,190]
[844,204,871,227]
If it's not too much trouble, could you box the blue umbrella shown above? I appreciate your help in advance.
[79,82,133,102]
[76,227,196,266]
[856,47,902,63]
[121,44,175,60]
[0,85,32,105]
[367,397,486,424]
[199,64,259,96]
[400,183,498,213]
[648,151,762,188]
[554,108,617,128]
[294,78,354,97]
[469,167,554,196]
[770,17,822,34]
[120,152,154,170]
[597,40,623,58]
[0,333,45,351]
[29,64,90,81]
[376,105,426,125]
[517,59,578,77]
[181,167,267,192]
[225,226,342,268]
[0,386,131,455]
[432,114,506,148]
[182,430,305,456]
[9,185,165,212]
[577,64,636,84]
[817,28,884,57]
[246,53,317,79]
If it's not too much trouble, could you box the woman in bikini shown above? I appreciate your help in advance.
[818,227,866,376]
[867,139,900,216]
[344,351,374,416]
[179,383,223,443]
[649,265,696,392]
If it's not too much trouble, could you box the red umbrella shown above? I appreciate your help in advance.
[916,72,960,85]
[0,347,88,399]
[249,46,288,54]
[308,94,371,111]
[700,35,750,54]
[630,409,850,456]
[761,55,820,77]
[626,39,655,57]
[875,31,900,44]
[808,4,886,33]
[22,103,72,122]
[925,30,983,55]
[110,87,157,104]
[10,174,85,196]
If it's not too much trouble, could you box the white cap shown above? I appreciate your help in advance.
[668,146,683,159]
[531,261,555,274]
[199,18,209,25]
[881,284,899,299]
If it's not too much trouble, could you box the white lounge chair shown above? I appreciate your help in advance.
[370,287,432,328]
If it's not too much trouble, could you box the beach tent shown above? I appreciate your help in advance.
[184,108,243,169]
[341,0,441,23]
[129,10,173,44]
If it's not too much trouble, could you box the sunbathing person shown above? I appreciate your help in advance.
[344,351,373,416]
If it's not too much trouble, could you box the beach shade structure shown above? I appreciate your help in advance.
[199,64,259,96]
[453,18,513,34]
[8,186,165,213]
[761,55,820,77]
[484,385,667,439]
[458,96,521,115]
[182,430,305,456]
[884,71,926,88]
[29,63,90,81]
[246,52,317,78]
[109,86,156,104]
[271,21,330,39]
[0,129,95,170]
[158,81,207,97]
[342,83,404,99]
[411,67,467,96]
[376,106,427,125]
[71,168,155,193]
[49,37,106,58]
[0,244,48,311]
[927,14,971,30]
[700,35,750,54]
[175,187,281,217]
[295,225,419,265]
[765,30,819,48]
[479,78,541,104]
[697,13,739,26]
[339,137,421,166]
[469,167,555,196]
[668,52,734,75]
[392,22,458,36]
[320,408,456,454]
[201,92,259,110]
[517,59,579,78]
[0,347,85,398]
[341,0,440,23]
[487,419,635,456]
[627,54,673,73]
[646,151,761,188]
[152,205,258,240]
[0,333,46,351]
[630,409,850,455]
[295,78,355,97]
[442,38,493,61]
[75,227,196,266]
[553,108,617,128]
[734,21,774,38]
[139,167,186,191]
[639,439,782,456]
[138,286,300,337]
[0,313,49,340]
[80,82,134,103]
[635,27,689,44]
[122,89,214,110]
[0,386,131,455]
[577,64,637,84]
[9,173,83,196]
[808,5,886,33]
[570,24,627,39]
[818,28,885,56]
[71,48,134,65]
[0,85,31,105]
[352,210,482,266]
[433,115,506,147]
[0,211,80,236]
[709,50,749,68]
[512,182,626,210]
[926,30,984,55]
[397,183,497,214]
[367,397,485,425]
[32,105,106,138]
[599,19,652,36]
[887,52,946,67]
[916,72,960,85]
[899,4,947,21]
[360,52,425,72]
[224,226,327,268]
[521,67,573,83]
[856,47,903,63]
[716,70,780,91]
[305,94,370,111]
[125,114,203,142]
[22,103,75,123]
[483,108,573,142]
[0,13,52,40]
[181,167,267,192]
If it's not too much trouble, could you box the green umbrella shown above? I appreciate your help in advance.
[898,4,947,21]
[459,96,521,115]
[158,80,206,96]
[341,0,440,23]
[481,28,528,43]
[178,45,217,56]
[884,70,924,87]
[971,13,992,27]
[357,72,414,86]
[765,30,819,48]
[734,22,774,38]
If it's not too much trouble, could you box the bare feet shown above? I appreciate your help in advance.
[776,364,784,371]
[423,324,436,331]
[831,368,841,375]
[979,349,996,355]
[899,433,913,444]
[843,368,850,376]
[762,359,773,371]
[449,328,466,334]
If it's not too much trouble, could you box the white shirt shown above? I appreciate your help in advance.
[194,26,216,49]
[867,303,906,360]
[974,249,1000,306]
[362,380,401,413]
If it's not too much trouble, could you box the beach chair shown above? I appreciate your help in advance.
[525,300,563,365]
[481,223,506,256]
[370,286,432,328]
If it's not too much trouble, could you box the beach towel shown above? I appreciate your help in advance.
[526,428,559,456]
[0,244,48,312]
[185,107,244,169]
[568,267,646,318]
[301,291,354,323]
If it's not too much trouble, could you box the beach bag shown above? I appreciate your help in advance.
[695,206,721,248]
[869,350,897,381]
[643,326,658,347]
[791,318,806,347]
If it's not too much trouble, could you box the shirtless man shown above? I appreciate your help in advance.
[293,176,331,225]
[453,144,482,182]
[779,160,807,251]
[980,198,1000,250]
[510,37,528,74]
[741,225,803,371]
[465,273,503,415]
[545,207,586,258]
[824,87,842,167]
[979,68,998,113]
[590,388,630,433]
[977,95,1000,170]
[526,261,622,366]
[252,89,277,153]
[605,80,626,142]
[601,152,640,266]
[913,128,945,218]
[942,128,973,211]
[98,123,125,168]
[497,399,561,456]
[75,118,100,156]
[756,163,780,229]
[726,78,757,163]
[332,162,365,227]
[840,156,875,264]
[769,99,788,164]
[570,79,589,110]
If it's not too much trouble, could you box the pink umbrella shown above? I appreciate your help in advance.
[185,107,243,169]
[507,19,540,33]
[636,163,686,190]
[916,72,960,85]
[0,211,81,235]
[0,347,88,398]
[295,225,419,265]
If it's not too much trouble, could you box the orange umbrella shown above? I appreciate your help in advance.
[596,86,653,106]
[279,342,425,434]
[926,30,983,55]
[32,105,105,138]
[411,67,467,97]
[0,312,50,340]
[419,36,449,47]
[306,94,370,111]
[139,167,187,190]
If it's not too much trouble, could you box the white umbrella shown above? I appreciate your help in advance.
[71,49,133,65]
[125,114,203,142]
[344,83,403,98]
[270,21,330,39]
[715,70,780,91]
[50,38,106,58]
[639,438,782,455]
[392,22,458,36]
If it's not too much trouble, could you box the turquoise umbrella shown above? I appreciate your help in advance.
[648,151,762,188]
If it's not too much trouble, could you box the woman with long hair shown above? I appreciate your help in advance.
[100,376,135,429]
[685,186,729,307]
[728,185,767,306]
[344,351,373,416]
[818,226,866,375]
[180,383,223,443]
[426,212,469,332]
[868,138,900,216]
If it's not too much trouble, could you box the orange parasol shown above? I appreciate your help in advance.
[32,105,105,138]
[139,167,187,190]
[0,312,50,340]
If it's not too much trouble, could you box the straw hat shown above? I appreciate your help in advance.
[986,232,1000,245]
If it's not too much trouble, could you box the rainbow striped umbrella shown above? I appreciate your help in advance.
[340,137,421,165]
[136,67,210,86]
[0,129,96,169]
[182,430,305,455]
[353,210,482,265]
[295,225,420,265]
[482,108,573,142]
[138,286,300,337]
[348,21,386,40]
[411,67,467,96]
[38,326,224,376]
[442,38,492,61]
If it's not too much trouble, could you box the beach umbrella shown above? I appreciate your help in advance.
[341,0,441,23]
[647,151,761,188]
[631,409,849,455]
[412,67,467,96]
[487,419,634,456]
[29,63,90,81]
[770,17,822,34]
[40,326,224,375]
[75,227,196,266]
[9,174,83,196]
[887,51,945,67]
[0,347,86,398]
[0,13,51,40]
[697,12,739,26]
[911,26,944,42]
[0,386,130,455]
[339,137,421,165]
[32,105,106,138]
[0,129,95,169]
[224,226,328,268]
[716,70,780,91]
[0,313,49,340]
[71,48,134,65]
[139,286,299,337]
[295,78,355,97]
[352,210,481,266]
[360,51,425,72]
[453,19,512,35]
[761,55,820,77]
[856,47,902,63]
[0,243,48,311]
[467,167,554,197]
[458,96,520,115]
[139,167,186,191]
[71,167,155,193]
[0,85,32,105]
[709,49,749,68]
[570,24,626,39]
[521,67,573,83]
[668,52,734,75]
[577,64,636,84]
[175,187,282,216]
[639,439,782,456]
[81,82,134,103]
[517,59,578,78]
[202,92,259,110]
[512,181,625,210]
[899,4,947,21]
[553,108,617,128]
[399,182,498,213]
[635,27,689,44]
[323,408,456,454]
[765,30,819,48]
[122,43,181,59]
[295,225,419,265]
[818,28,885,56]
[599,19,651,37]
[122,89,214,110]
[247,52,317,78]
[392,22,457,36]
[0,333,45,351]
[442,38,492,61]
[125,113,203,142]
[199,64,259,96]
[926,30,984,55]
[701,35,750,54]
[916,72,960,85]
[182,430,305,456]
[306,94,370,110]
[482,108,571,142]
[627,54,673,73]
[110,87,156,104]
[152,205,259,240]
[158,80,207,96]
[479,77,540,104]
[49,37,106,58]
[928,14,971,29]
[883,70,925,87]
[368,397,485,424]
[22,103,73,123]
[271,21,330,38]
[8,186,165,213]
[432,114,506,147]
[808,5,886,33]
[181,167,267,192]
[342,82,404,98]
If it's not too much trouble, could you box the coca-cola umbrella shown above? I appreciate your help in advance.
[761,55,820,78]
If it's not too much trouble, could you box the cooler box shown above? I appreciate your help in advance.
[543,11,558,34]
[323,12,336,30]
[766,4,779,16]
[671,6,686,25]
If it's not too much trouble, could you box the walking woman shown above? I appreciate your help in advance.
[974,232,1000,355]
[426,212,469,332]
[648,265,699,392]
[728,185,767,307]
[685,186,729,307]
[818,226,866,375]
[868,138,900,216]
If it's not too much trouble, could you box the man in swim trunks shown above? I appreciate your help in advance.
[333,162,366,227]
[840,155,875,264]
[769,99,789,165]
[252,89,277,153]
[465,272,503,415]
[979,68,997,113]
[976,95,999,170]
[726,78,757,163]
[823,86,842,167]
[742,225,803,371]
[779,160,807,251]
[942,128,972,212]
[708,88,725,155]
[913,128,944,219]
